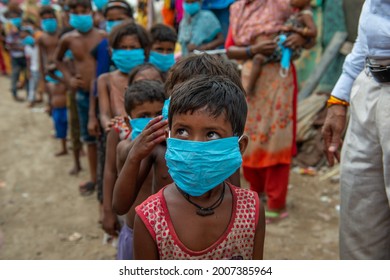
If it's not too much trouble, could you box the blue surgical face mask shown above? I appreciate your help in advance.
[162,98,170,120]
[45,70,64,84]
[105,20,123,33]
[22,35,35,46]
[41,0,50,5]
[93,0,109,11]
[69,13,94,33]
[183,2,201,16]
[129,117,153,140]
[65,49,74,60]
[111,49,145,74]
[278,34,292,77]
[149,51,175,72]
[165,136,243,197]
[41,18,58,33]
[9,17,22,28]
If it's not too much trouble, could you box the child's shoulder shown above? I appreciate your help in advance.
[135,185,168,213]
[228,183,259,200]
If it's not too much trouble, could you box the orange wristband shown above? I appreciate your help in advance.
[327,96,350,107]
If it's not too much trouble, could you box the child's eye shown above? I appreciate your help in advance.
[207,131,221,140]
[176,128,188,138]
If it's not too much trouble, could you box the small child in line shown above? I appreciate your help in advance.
[20,26,40,108]
[245,0,317,95]
[55,0,106,195]
[110,80,166,260]
[148,23,177,76]
[133,75,265,260]
[46,69,68,156]
[98,21,150,132]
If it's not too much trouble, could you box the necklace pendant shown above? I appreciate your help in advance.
[196,208,214,216]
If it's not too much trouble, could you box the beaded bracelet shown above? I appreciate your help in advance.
[326,95,350,107]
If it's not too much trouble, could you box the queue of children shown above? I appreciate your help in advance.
[1,0,320,260]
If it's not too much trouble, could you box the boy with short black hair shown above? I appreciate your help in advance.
[55,0,106,194]
[133,75,265,260]
[149,23,177,74]
[104,80,166,260]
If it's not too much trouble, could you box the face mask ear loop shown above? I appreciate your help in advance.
[238,135,244,143]
[168,130,171,138]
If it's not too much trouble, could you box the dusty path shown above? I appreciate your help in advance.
[0,76,339,260]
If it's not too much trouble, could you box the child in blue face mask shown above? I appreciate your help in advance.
[20,26,40,107]
[149,24,177,75]
[4,8,27,101]
[55,0,106,198]
[103,80,166,260]
[131,75,265,260]
[178,0,225,56]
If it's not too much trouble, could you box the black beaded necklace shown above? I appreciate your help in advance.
[176,183,226,216]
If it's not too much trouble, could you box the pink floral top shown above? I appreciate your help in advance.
[136,184,260,260]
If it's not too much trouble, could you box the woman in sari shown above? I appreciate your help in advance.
[226,0,312,222]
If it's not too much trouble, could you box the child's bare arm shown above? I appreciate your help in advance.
[116,138,132,174]
[88,79,100,136]
[252,196,265,260]
[113,116,168,215]
[133,214,159,259]
[37,38,46,79]
[102,130,121,236]
[97,73,112,131]
[292,13,317,38]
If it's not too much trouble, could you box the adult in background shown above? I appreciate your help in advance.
[226,0,312,223]
[201,0,235,42]
[322,0,390,259]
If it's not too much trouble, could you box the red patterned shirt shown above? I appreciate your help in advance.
[135,183,260,260]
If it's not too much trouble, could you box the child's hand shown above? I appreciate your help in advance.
[105,116,124,133]
[129,116,168,162]
[69,75,84,90]
[88,116,101,136]
[102,209,120,237]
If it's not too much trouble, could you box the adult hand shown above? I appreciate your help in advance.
[251,40,277,56]
[284,33,306,50]
[321,105,347,167]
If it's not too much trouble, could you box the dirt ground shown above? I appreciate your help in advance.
[0,75,340,260]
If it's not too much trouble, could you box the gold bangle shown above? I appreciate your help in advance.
[326,96,350,107]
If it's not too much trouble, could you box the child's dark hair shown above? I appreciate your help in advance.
[109,21,150,52]
[124,80,166,115]
[165,53,244,96]
[4,8,23,18]
[103,0,134,18]
[39,6,56,18]
[128,63,163,85]
[150,23,177,44]
[23,18,36,26]
[169,75,247,136]
[68,0,92,10]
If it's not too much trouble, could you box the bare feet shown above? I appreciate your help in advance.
[69,165,82,176]
[13,96,24,102]
[55,150,68,157]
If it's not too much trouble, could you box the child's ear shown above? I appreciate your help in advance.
[238,135,249,155]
